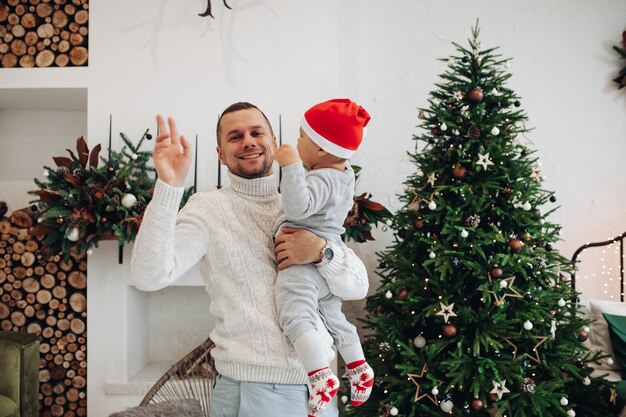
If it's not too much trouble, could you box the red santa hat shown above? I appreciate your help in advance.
[301,98,370,159]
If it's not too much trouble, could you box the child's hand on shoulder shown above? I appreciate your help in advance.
[274,144,301,167]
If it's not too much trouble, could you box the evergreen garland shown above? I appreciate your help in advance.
[29,130,191,260]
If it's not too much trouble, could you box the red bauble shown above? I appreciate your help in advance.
[490,266,503,279]
[397,289,409,300]
[471,399,484,411]
[442,324,458,338]
[508,238,524,252]
[452,165,467,179]
[468,88,484,103]
[579,330,588,341]
[414,218,425,229]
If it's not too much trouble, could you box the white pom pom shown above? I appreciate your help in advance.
[413,335,426,348]
[385,291,393,299]
[440,400,454,413]
[582,377,591,386]
[583,326,590,333]
[560,397,569,406]
[523,320,533,331]
[121,193,138,209]
[460,229,469,238]
[428,201,437,210]
[431,387,439,396]
[440,123,448,132]
[341,395,348,404]
[558,298,566,307]
[390,407,399,416]
[500,280,508,289]
[67,227,80,242]
[522,202,532,211]
[429,252,436,259]
[491,126,500,136]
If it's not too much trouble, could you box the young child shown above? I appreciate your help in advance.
[273,99,374,417]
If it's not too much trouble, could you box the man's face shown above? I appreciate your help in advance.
[217,108,277,179]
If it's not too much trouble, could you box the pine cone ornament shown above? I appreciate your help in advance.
[72,167,83,179]
[520,377,536,393]
[468,126,481,139]
[135,201,147,214]
[465,214,481,229]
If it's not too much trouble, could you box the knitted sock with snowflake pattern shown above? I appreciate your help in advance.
[307,367,339,417]
[346,360,374,407]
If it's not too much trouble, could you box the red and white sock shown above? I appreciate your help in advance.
[307,367,339,417]
[346,360,374,407]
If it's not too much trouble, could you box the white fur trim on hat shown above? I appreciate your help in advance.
[301,116,357,159]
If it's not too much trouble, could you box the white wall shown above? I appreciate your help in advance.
[2,1,625,415]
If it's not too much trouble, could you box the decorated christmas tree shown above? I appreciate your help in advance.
[348,24,617,417]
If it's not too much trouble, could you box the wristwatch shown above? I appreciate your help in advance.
[320,240,334,263]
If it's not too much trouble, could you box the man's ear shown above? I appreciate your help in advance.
[272,136,278,149]
[216,146,225,164]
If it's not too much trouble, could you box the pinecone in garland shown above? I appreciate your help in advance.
[464,214,481,228]
[135,200,147,214]
[520,377,536,393]
[468,125,481,139]
[72,167,83,179]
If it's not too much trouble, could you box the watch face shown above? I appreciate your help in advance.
[323,247,334,261]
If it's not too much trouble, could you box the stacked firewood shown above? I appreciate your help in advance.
[0,0,89,68]
[0,207,87,417]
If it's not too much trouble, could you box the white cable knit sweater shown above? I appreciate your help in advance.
[130,172,368,384]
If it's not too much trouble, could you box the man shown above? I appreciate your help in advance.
[130,102,369,417]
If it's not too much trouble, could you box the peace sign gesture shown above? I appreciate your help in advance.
[153,115,191,187]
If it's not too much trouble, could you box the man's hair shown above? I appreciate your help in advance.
[216,102,274,145]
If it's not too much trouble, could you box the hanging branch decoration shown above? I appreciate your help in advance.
[199,0,232,18]
[28,131,193,261]
[342,165,392,243]
[613,30,626,89]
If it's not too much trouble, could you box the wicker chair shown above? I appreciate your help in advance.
[140,337,216,417]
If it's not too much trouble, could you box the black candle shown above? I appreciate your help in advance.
[217,156,221,189]
[194,134,198,193]
[108,114,112,159]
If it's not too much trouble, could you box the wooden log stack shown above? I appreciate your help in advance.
[0,0,89,68]
[0,207,87,417]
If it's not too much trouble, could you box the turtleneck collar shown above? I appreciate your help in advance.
[226,170,279,198]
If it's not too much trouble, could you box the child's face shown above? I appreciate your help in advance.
[297,128,322,169]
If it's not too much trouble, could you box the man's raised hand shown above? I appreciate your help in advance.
[153,115,191,187]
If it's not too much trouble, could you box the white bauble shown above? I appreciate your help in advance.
[440,400,454,413]
[87,249,94,256]
[582,377,591,386]
[491,126,500,136]
[523,320,533,331]
[461,229,469,238]
[583,326,590,333]
[385,291,393,299]
[131,153,138,160]
[429,252,436,259]
[428,201,437,210]
[386,219,393,227]
[558,298,566,307]
[390,407,399,416]
[440,123,448,131]
[607,357,614,366]
[121,193,138,209]
[560,397,569,406]
[567,410,576,417]
[431,387,439,396]
[522,202,532,211]
[67,227,80,242]
[341,396,348,404]
[413,335,427,349]
[499,280,508,289]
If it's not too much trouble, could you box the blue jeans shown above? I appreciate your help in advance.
[210,375,339,417]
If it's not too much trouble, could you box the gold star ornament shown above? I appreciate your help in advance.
[407,364,439,405]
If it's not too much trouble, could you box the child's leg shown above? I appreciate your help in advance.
[318,292,374,407]
[275,264,339,417]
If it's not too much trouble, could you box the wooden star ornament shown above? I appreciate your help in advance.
[435,302,457,323]
[407,364,439,405]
